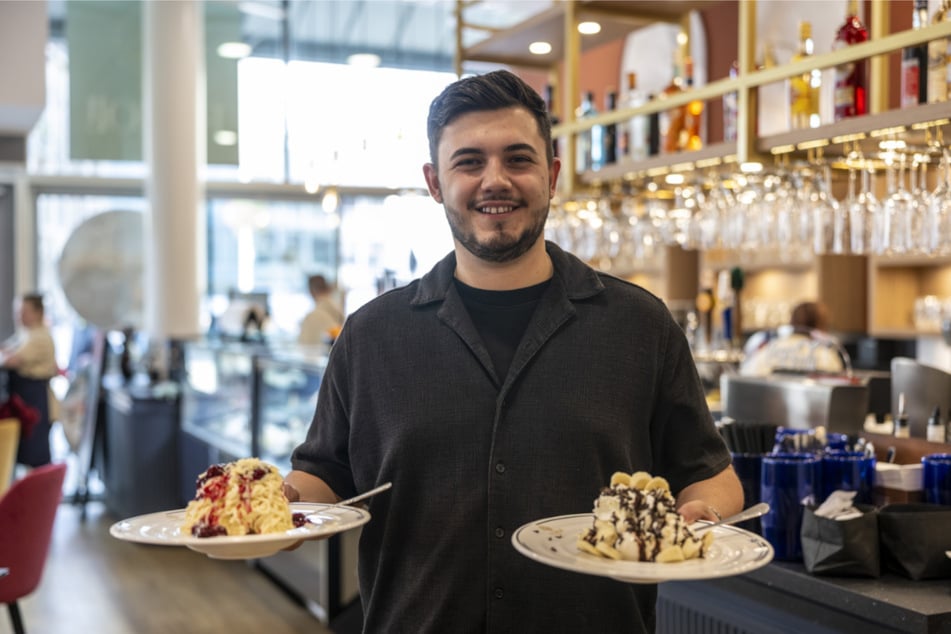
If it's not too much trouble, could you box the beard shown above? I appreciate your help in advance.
[445,200,549,263]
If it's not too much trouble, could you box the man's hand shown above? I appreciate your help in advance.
[677,499,721,524]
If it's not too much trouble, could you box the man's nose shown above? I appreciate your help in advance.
[481,158,512,190]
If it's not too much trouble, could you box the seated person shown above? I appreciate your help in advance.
[1,293,59,467]
[740,301,846,376]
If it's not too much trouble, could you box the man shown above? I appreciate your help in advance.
[1,293,58,466]
[285,70,742,632]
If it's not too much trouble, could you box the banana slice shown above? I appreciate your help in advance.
[645,475,670,492]
[610,471,632,488]
[628,471,651,490]
[656,545,685,563]
[682,537,701,560]
[577,538,601,557]
[595,540,623,560]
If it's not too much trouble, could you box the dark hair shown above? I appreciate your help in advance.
[308,274,331,296]
[426,70,553,168]
[791,301,829,332]
[21,293,44,316]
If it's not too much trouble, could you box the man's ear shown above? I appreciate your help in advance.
[423,163,443,203]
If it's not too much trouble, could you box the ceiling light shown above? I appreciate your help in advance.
[578,21,601,35]
[213,130,238,146]
[347,53,381,68]
[665,173,685,185]
[322,187,339,214]
[217,41,252,59]
[739,161,763,173]
[237,1,286,21]
[529,41,552,55]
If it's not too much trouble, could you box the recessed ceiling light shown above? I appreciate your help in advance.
[664,173,685,185]
[214,130,238,146]
[347,53,381,68]
[529,41,552,55]
[739,161,763,173]
[217,42,252,59]
[578,21,601,35]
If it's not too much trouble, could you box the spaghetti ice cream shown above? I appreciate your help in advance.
[183,458,294,537]
[577,471,713,563]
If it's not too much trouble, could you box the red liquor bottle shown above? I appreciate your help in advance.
[833,0,869,121]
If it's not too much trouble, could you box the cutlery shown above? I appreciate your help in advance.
[692,502,770,533]
[330,482,392,508]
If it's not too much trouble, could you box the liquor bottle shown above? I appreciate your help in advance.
[646,94,660,156]
[683,57,704,151]
[576,91,598,174]
[928,0,951,104]
[625,72,648,161]
[789,21,821,129]
[601,90,618,167]
[894,392,911,439]
[901,0,930,107]
[927,406,945,442]
[660,63,685,154]
[544,83,560,158]
[723,60,739,142]
[832,0,869,121]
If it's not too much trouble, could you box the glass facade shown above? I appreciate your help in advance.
[23,1,459,353]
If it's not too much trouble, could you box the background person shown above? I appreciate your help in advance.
[740,300,846,376]
[284,70,742,633]
[297,274,344,346]
[0,293,59,467]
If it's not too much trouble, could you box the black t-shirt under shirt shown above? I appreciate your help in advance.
[454,277,551,380]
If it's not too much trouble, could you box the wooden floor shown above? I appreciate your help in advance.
[4,499,334,634]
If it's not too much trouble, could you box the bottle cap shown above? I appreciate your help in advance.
[928,405,941,425]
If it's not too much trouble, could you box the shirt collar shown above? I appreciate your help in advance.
[410,240,604,307]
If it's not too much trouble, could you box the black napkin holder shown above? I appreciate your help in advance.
[800,504,880,578]
[878,503,951,580]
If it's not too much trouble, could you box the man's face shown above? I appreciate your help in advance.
[423,106,560,263]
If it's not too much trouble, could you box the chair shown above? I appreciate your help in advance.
[0,419,19,495]
[0,462,67,634]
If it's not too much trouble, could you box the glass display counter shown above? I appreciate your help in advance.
[179,340,355,625]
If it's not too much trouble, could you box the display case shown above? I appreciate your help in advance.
[179,340,356,625]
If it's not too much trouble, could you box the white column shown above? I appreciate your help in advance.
[142,0,206,341]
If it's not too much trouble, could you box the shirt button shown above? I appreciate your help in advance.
[495,462,505,474]
[494,588,504,600]
[494,527,504,538]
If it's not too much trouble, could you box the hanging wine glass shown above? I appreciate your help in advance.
[810,158,840,255]
[927,148,951,257]
[849,160,881,255]
[881,149,914,255]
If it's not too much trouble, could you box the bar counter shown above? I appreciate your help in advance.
[657,560,951,633]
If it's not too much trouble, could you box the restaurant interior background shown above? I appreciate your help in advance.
[2,0,951,630]
[2,0,950,376]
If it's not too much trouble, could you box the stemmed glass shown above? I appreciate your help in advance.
[881,150,915,255]
[846,145,881,255]
[927,148,951,257]
[809,161,841,255]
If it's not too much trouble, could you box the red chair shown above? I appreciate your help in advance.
[0,463,67,634]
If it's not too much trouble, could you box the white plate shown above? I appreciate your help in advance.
[512,513,774,583]
[109,503,370,560]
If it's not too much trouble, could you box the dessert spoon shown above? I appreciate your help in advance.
[692,502,770,533]
[331,482,392,508]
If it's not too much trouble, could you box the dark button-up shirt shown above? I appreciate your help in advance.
[292,241,731,633]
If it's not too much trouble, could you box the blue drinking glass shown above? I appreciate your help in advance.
[760,452,820,561]
[820,450,876,505]
[922,453,951,507]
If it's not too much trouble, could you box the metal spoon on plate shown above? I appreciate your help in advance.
[692,502,770,533]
